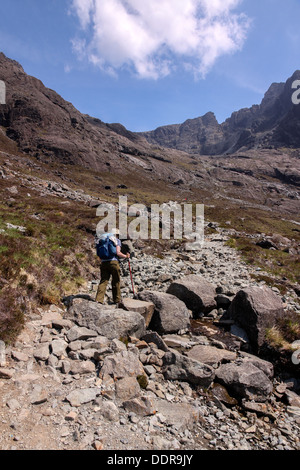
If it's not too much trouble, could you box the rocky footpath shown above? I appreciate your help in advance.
[0,231,299,451]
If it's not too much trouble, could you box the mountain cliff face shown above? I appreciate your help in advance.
[2,51,300,167]
[139,71,300,155]
[0,52,300,222]
[0,52,162,172]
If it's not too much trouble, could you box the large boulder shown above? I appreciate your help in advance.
[153,399,200,430]
[215,360,274,402]
[137,290,191,334]
[239,351,274,379]
[66,298,146,340]
[121,298,154,328]
[100,350,144,381]
[187,344,237,366]
[162,349,215,388]
[227,286,284,353]
[167,275,217,317]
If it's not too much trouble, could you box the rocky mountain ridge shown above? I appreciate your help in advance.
[0,52,176,173]
[139,71,300,155]
[1,51,300,224]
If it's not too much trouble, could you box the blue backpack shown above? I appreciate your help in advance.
[96,234,117,260]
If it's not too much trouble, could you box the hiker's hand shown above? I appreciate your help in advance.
[127,253,130,259]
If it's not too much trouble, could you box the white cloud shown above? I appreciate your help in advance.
[70,0,250,79]
[72,0,94,28]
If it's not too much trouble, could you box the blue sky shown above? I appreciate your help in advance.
[0,0,299,132]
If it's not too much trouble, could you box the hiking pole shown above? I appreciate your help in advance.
[128,258,135,297]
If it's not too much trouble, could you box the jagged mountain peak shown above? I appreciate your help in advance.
[139,71,300,155]
[0,52,25,75]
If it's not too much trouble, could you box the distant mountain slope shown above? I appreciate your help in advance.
[0,52,173,173]
[139,71,300,155]
[0,52,299,222]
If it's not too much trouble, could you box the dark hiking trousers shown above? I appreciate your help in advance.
[96,260,121,304]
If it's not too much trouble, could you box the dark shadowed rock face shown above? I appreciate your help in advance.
[0,52,158,171]
[227,286,285,353]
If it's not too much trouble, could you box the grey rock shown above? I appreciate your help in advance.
[141,331,169,352]
[33,343,50,362]
[0,340,6,367]
[110,338,127,352]
[11,350,29,362]
[51,339,68,358]
[154,398,200,429]
[162,350,215,387]
[239,352,274,378]
[83,336,110,350]
[40,310,73,330]
[67,325,98,342]
[215,361,273,402]
[242,401,278,420]
[47,354,59,368]
[143,365,157,376]
[187,344,237,366]
[30,385,48,405]
[6,398,21,410]
[167,275,217,316]
[115,376,141,402]
[69,360,96,375]
[99,400,120,422]
[284,390,300,408]
[137,290,190,334]
[162,334,196,349]
[227,286,285,353]
[60,360,72,374]
[141,330,169,352]
[123,396,156,416]
[121,297,155,328]
[66,387,99,407]
[67,299,146,340]
[79,348,101,361]
[286,406,300,419]
[100,350,144,381]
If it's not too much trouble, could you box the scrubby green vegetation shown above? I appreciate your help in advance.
[226,236,300,285]
[0,181,99,343]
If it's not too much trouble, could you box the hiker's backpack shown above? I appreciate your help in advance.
[96,234,117,260]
